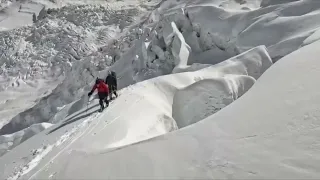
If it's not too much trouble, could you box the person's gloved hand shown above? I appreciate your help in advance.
[88,92,92,96]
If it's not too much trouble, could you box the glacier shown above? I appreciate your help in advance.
[1,0,320,179]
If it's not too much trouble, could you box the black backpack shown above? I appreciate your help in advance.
[111,71,116,79]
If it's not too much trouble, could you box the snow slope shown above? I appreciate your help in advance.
[1,0,320,179]
[0,122,53,156]
[0,0,159,135]
[38,27,320,180]
[0,44,272,180]
[4,0,320,138]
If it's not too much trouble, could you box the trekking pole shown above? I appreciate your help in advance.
[86,97,90,114]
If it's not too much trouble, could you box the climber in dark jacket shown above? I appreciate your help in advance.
[105,71,118,100]
[88,78,109,111]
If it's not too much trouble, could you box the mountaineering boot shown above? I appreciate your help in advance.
[109,93,113,101]
[99,99,105,112]
[99,105,105,112]
[105,98,109,107]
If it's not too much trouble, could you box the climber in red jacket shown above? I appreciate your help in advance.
[88,78,109,111]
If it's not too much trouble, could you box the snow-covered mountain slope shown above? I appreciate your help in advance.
[55,39,320,179]
[106,0,320,87]
[4,0,320,139]
[0,44,272,180]
[0,0,159,135]
[1,0,320,179]
[0,122,52,156]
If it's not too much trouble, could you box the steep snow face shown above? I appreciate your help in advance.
[0,0,159,154]
[0,1,152,134]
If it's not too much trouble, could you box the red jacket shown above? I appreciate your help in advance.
[91,80,109,94]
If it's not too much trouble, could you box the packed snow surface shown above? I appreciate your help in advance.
[54,37,320,179]
[0,122,53,156]
[1,0,320,179]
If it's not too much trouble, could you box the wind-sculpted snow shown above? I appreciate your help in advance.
[106,0,320,90]
[0,43,273,179]
[61,45,272,151]
[2,44,272,180]
[172,76,255,129]
[57,33,320,180]
[172,45,272,128]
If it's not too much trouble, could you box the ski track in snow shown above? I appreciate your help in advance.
[86,93,131,135]
[6,114,97,180]
[7,107,104,180]
[95,97,143,135]
[24,93,131,180]
[25,114,99,180]
[6,97,116,180]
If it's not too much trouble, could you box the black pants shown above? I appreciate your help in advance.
[98,92,109,109]
[109,85,118,99]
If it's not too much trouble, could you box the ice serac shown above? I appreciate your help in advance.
[176,45,272,77]
[172,45,272,128]
[99,0,320,90]
[169,21,191,73]
[56,38,320,179]
[156,0,320,62]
